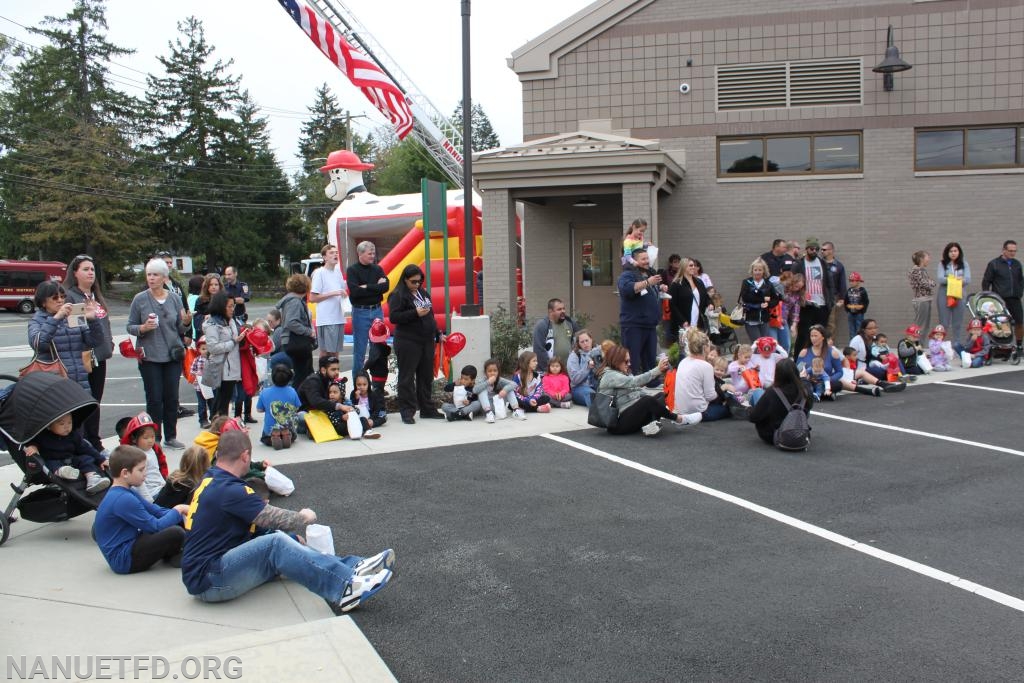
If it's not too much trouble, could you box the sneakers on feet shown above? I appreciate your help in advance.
[199,420,211,430]
[281,429,293,448]
[641,421,661,436]
[85,472,110,494]
[163,439,186,450]
[537,404,551,413]
[270,428,283,450]
[485,412,496,423]
[363,429,382,439]
[464,410,474,421]
[445,410,458,422]
[512,409,526,420]
[243,416,258,424]
[420,410,444,420]
[561,401,573,409]
[675,412,703,426]
[56,465,80,480]
[353,548,396,576]
[338,568,393,613]
[401,414,416,425]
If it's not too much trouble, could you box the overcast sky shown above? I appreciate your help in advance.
[1,0,592,170]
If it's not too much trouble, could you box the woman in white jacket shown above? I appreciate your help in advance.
[202,290,243,418]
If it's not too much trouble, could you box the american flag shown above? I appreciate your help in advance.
[278,0,414,139]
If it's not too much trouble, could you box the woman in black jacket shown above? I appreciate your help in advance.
[748,358,810,444]
[738,257,780,343]
[388,264,442,424]
[668,257,710,345]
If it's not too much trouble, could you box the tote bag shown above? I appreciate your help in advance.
[587,391,619,429]
[20,335,68,380]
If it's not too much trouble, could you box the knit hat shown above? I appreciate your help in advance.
[804,236,820,249]
[904,324,921,337]
[369,318,390,343]
[849,272,863,282]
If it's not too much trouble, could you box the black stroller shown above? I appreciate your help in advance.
[0,372,106,547]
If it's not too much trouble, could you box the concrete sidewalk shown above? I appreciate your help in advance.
[1,361,1018,681]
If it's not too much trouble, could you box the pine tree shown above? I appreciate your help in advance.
[450,100,501,152]
[293,83,375,246]
[0,0,153,266]
[145,16,243,268]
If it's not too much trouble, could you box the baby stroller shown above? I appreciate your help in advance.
[966,291,1020,365]
[0,371,106,546]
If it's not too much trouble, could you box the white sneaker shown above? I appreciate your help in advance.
[675,412,703,426]
[85,472,110,494]
[57,465,79,480]
[641,421,662,436]
[363,429,382,439]
[485,412,496,423]
[512,409,526,420]
[338,568,393,613]
[353,548,395,576]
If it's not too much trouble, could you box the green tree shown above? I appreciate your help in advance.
[0,0,153,267]
[293,83,375,246]
[450,100,501,152]
[145,16,243,267]
[372,131,448,195]
[217,90,298,274]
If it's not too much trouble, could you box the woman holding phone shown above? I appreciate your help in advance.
[27,280,102,392]
[64,255,114,451]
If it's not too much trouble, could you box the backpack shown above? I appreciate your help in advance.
[772,387,811,451]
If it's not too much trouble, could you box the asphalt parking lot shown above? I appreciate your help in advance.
[275,371,1024,681]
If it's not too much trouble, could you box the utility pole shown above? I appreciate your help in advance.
[460,0,480,316]
[343,111,369,150]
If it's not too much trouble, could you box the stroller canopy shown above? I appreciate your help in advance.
[0,372,96,446]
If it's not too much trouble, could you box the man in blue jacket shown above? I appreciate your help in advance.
[616,247,666,376]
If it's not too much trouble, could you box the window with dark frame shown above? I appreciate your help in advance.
[915,125,1024,170]
[717,132,862,177]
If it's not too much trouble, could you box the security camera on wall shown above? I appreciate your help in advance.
[679,83,691,94]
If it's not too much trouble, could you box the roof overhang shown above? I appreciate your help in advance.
[474,131,685,194]
[508,0,655,81]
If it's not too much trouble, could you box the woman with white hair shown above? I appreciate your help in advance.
[126,258,192,450]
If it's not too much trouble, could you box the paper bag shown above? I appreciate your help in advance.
[305,525,335,555]
[960,350,972,367]
[453,385,469,407]
[493,398,508,419]
[346,410,364,439]
[916,353,933,374]
[264,466,295,496]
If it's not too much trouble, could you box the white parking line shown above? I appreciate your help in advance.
[936,381,1024,396]
[810,412,1024,458]
[542,432,1024,614]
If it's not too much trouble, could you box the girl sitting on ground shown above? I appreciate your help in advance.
[541,357,573,408]
[513,351,550,413]
[155,445,210,508]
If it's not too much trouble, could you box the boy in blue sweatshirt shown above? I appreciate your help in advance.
[93,446,190,574]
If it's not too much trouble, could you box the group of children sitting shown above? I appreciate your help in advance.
[439,352,580,423]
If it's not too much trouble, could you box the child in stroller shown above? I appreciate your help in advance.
[0,372,109,546]
[24,413,109,495]
[967,291,1021,364]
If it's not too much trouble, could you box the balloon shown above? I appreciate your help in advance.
[444,332,467,358]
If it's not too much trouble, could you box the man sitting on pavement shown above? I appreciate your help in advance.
[180,430,394,611]
[297,355,357,431]
[532,298,580,372]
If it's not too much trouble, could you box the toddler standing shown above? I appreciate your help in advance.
[845,272,870,338]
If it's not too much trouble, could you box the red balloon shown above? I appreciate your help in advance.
[444,332,467,358]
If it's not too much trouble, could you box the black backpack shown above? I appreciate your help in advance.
[772,387,811,451]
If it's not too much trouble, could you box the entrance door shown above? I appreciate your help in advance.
[572,225,622,339]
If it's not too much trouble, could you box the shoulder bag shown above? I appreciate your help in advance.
[20,334,69,379]
[285,297,318,353]
[587,391,619,429]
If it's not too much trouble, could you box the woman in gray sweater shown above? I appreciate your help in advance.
[597,344,702,437]
[126,259,191,450]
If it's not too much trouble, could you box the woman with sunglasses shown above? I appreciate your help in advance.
[27,280,102,392]
[388,264,443,424]
[64,255,115,451]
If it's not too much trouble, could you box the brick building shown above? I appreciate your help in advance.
[475,0,1024,342]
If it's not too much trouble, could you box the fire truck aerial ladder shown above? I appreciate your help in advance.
[307,0,468,188]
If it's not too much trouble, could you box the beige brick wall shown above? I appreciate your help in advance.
[523,0,1024,139]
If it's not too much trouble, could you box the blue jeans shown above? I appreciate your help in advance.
[351,306,381,374]
[138,360,181,441]
[847,313,865,341]
[572,384,594,407]
[702,401,730,422]
[195,532,362,603]
[620,325,658,376]
[774,324,790,354]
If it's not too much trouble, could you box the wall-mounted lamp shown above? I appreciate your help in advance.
[872,24,912,92]
[573,198,597,208]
